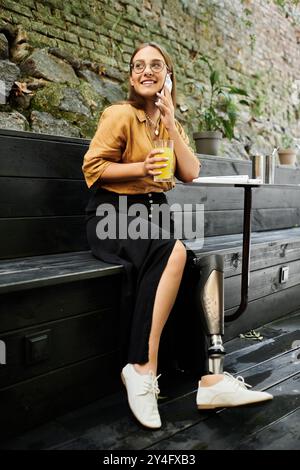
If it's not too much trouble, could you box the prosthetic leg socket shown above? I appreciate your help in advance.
[193,254,226,374]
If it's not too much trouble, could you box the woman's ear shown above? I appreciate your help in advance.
[130,77,134,87]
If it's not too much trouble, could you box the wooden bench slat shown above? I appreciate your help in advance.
[0,130,88,179]
[0,252,123,293]
[0,276,122,333]
[0,178,88,217]
[0,217,89,259]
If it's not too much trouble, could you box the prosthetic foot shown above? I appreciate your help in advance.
[193,254,225,374]
[193,255,274,409]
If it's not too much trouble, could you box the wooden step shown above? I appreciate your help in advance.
[237,407,300,450]
[2,311,295,451]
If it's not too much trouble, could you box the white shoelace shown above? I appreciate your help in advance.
[224,371,252,390]
[138,372,161,398]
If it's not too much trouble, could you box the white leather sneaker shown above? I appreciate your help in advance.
[196,372,273,409]
[121,363,162,429]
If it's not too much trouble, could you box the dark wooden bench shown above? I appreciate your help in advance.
[1,128,300,440]
[0,129,125,440]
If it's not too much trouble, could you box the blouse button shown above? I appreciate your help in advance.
[149,199,153,203]
[149,214,152,218]
[148,193,152,197]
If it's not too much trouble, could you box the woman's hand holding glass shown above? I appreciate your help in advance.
[141,149,168,177]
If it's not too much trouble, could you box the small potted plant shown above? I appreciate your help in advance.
[193,56,249,155]
[277,135,297,165]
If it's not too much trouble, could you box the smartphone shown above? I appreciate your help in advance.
[163,73,172,95]
[157,74,172,105]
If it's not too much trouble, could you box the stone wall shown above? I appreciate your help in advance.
[0,0,300,159]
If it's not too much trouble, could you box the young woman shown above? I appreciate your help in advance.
[82,42,272,429]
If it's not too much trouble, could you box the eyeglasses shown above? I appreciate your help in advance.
[130,59,167,74]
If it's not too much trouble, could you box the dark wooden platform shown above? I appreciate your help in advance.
[1,310,299,450]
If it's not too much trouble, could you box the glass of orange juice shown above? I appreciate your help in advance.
[153,140,174,182]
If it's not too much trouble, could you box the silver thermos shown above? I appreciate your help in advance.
[265,148,277,184]
[251,155,264,182]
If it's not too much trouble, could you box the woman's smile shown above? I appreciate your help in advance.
[140,79,157,87]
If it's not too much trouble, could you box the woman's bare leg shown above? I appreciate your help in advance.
[133,240,227,385]
[134,240,187,375]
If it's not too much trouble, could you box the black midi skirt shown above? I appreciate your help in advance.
[86,187,178,366]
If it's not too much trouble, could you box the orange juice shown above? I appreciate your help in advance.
[153,143,174,182]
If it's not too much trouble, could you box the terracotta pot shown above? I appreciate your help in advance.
[278,148,297,165]
[193,131,222,156]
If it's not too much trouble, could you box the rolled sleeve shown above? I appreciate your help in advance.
[82,106,127,188]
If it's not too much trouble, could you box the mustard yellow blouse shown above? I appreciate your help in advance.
[82,103,195,194]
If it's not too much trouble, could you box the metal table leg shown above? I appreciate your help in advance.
[225,185,253,322]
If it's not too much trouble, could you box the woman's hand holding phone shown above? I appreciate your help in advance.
[155,74,175,132]
[158,74,172,98]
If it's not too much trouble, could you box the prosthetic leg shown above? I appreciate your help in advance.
[193,254,225,374]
